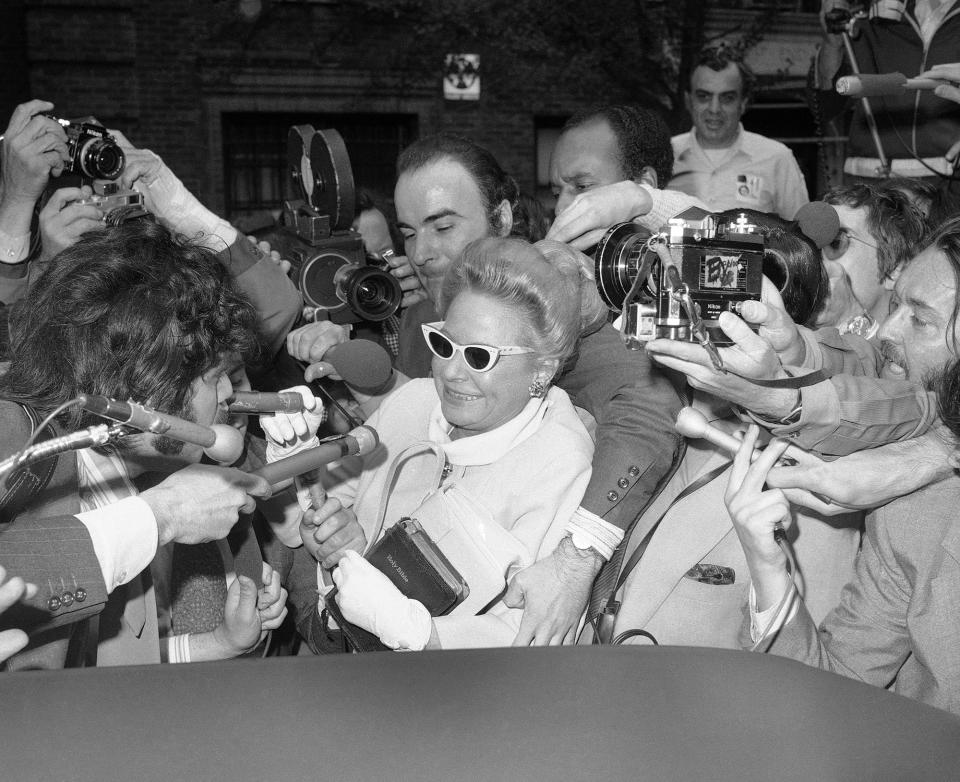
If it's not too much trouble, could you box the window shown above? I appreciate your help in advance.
[222,112,418,223]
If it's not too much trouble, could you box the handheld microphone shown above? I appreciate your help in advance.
[324,340,393,389]
[675,407,832,506]
[252,425,379,486]
[794,201,840,250]
[79,395,245,463]
[836,73,944,98]
[675,407,806,462]
[227,391,305,414]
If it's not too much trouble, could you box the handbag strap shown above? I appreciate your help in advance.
[367,441,449,551]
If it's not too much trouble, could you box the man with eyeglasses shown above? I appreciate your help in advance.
[814,184,928,338]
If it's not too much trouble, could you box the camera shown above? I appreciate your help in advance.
[594,209,765,349]
[824,0,905,33]
[269,125,401,324]
[75,185,148,226]
[48,116,125,181]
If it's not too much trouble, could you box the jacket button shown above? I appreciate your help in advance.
[617,477,629,489]
[75,588,87,602]
[60,592,74,607]
[607,491,619,502]
[627,466,640,478]
[47,596,61,611]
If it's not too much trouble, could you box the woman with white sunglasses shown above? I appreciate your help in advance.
[289,236,594,651]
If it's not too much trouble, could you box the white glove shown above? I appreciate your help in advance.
[260,385,327,463]
[131,156,238,250]
[332,550,432,651]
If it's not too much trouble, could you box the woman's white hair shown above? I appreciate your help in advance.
[533,239,608,335]
[438,237,582,367]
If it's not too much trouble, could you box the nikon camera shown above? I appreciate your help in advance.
[47,116,126,181]
[594,209,764,348]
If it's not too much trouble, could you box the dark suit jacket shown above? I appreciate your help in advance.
[0,400,109,669]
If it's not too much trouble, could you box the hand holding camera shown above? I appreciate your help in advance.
[645,308,799,421]
[38,185,105,262]
[382,251,427,308]
[0,100,71,206]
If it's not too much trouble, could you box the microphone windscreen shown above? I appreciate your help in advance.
[795,201,840,249]
[325,339,393,389]
[204,424,246,464]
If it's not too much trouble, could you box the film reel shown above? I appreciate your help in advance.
[287,125,356,230]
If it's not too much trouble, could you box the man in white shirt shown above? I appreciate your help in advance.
[668,46,809,219]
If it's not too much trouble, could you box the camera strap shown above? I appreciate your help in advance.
[730,369,829,390]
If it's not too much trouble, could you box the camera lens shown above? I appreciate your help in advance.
[80,138,125,180]
[340,266,402,321]
[593,222,656,310]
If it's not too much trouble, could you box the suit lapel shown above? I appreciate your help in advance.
[620,457,734,627]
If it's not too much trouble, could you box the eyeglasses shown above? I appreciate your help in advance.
[420,322,534,372]
[822,228,879,260]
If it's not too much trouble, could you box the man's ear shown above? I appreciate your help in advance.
[638,166,658,189]
[495,199,513,237]
[884,265,902,290]
[684,90,692,117]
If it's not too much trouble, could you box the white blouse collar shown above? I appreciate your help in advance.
[426,388,554,467]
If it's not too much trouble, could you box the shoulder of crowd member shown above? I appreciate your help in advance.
[766,372,935,456]
[634,184,711,233]
[797,325,883,377]
[556,323,684,531]
[738,129,798,161]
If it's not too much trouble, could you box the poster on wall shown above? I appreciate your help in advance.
[444,54,480,101]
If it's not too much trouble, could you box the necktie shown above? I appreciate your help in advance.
[170,542,228,635]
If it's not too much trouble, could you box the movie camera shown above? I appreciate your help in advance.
[594,209,765,354]
[267,125,401,324]
[823,0,905,34]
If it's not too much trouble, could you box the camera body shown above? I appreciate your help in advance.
[268,125,401,324]
[75,187,147,226]
[273,200,401,324]
[50,117,125,181]
[594,209,765,349]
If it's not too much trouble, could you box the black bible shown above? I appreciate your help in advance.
[325,517,469,652]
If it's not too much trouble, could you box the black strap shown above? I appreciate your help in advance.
[743,369,827,389]
[613,460,732,595]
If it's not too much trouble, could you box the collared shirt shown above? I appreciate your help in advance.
[668,125,809,219]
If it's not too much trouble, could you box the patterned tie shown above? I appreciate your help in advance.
[170,542,228,635]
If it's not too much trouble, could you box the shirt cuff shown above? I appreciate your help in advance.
[566,506,625,561]
[748,580,799,644]
[168,633,192,664]
[75,496,159,592]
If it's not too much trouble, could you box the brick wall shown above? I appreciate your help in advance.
[4,1,824,213]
